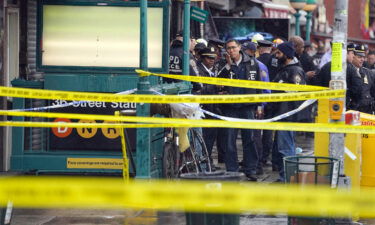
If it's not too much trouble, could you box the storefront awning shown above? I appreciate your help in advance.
[249,0,291,18]
[262,2,290,18]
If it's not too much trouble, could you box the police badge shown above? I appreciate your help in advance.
[294,74,302,84]
[364,75,369,84]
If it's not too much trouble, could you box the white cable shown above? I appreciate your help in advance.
[150,89,316,123]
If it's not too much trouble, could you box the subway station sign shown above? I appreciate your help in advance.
[48,100,136,152]
[190,6,208,24]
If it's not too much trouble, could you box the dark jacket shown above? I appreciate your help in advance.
[313,62,362,110]
[357,67,375,113]
[194,61,221,115]
[313,61,331,87]
[169,40,183,75]
[168,40,197,83]
[363,61,375,71]
[193,61,217,95]
[300,52,317,73]
[258,53,280,81]
[312,52,324,67]
[347,64,364,111]
[217,51,262,109]
[271,58,308,122]
[300,52,317,85]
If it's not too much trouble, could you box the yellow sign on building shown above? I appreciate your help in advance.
[67,158,123,169]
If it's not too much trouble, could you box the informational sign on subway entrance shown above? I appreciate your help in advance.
[48,100,136,152]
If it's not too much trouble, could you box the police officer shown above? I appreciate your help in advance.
[313,43,362,111]
[168,32,198,83]
[207,38,226,164]
[169,32,184,76]
[257,40,279,81]
[352,44,375,114]
[217,39,262,181]
[242,41,271,175]
[271,42,307,182]
[364,50,375,71]
[255,40,277,169]
[194,47,221,162]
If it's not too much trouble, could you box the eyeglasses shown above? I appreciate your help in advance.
[226,46,238,50]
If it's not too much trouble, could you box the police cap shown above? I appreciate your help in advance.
[194,43,206,52]
[208,38,225,49]
[347,43,356,52]
[200,47,217,59]
[242,41,257,51]
[257,40,273,47]
[354,44,366,57]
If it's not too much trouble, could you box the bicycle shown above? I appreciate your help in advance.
[150,102,212,178]
[162,127,212,179]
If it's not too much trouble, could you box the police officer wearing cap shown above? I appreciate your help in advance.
[193,47,222,162]
[206,39,226,164]
[352,44,375,114]
[217,39,262,181]
[257,40,279,81]
[256,39,279,169]
[242,41,271,175]
[169,33,184,76]
[168,32,198,83]
[208,38,225,62]
[257,40,273,62]
[314,43,362,111]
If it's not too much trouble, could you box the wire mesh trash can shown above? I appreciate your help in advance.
[284,156,340,225]
[180,171,244,225]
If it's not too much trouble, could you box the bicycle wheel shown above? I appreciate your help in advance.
[162,140,180,179]
[178,147,200,175]
[189,128,212,172]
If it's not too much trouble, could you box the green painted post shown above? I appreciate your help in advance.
[289,0,306,36]
[304,0,317,41]
[294,10,301,36]
[182,0,191,76]
[136,0,151,179]
[305,11,312,41]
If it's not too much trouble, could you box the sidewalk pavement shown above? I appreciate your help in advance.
[7,135,373,225]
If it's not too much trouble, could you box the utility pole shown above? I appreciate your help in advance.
[0,0,4,171]
[329,0,348,181]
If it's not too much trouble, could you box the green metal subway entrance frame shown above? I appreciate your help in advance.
[10,0,190,178]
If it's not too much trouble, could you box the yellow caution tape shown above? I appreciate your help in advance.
[136,69,328,92]
[0,86,344,103]
[0,176,375,218]
[116,112,130,182]
[0,121,170,129]
[120,129,130,182]
[1,110,375,134]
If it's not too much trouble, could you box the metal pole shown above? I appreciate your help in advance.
[136,0,151,179]
[0,0,4,172]
[294,10,301,36]
[182,0,190,76]
[199,1,204,38]
[305,11,312,41]
[329,0,348,177]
